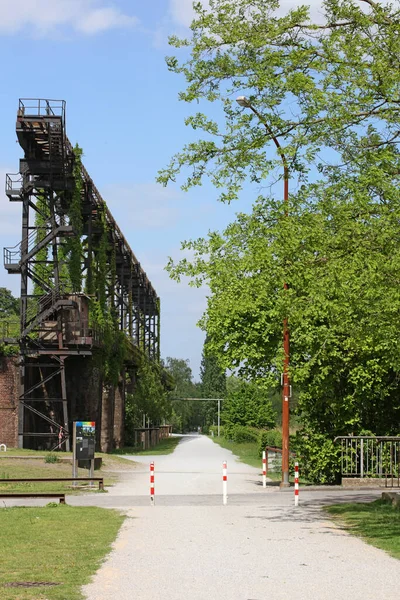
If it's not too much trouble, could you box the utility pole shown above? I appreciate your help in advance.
[236,96,291,487]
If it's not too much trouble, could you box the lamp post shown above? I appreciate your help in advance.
[236,95,290,487]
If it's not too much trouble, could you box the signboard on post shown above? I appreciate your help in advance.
[72,421,96,486]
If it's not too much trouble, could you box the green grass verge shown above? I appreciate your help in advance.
[326,500,400,560]
[210,435,282,481]
[0,452,136,493]
[0,505,124,599]
[112,435,182,456]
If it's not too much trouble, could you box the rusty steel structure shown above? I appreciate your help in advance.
[2,98,160,450]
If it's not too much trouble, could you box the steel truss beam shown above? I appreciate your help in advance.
[3,98,161,449]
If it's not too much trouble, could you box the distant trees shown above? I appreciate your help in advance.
[199,336,226,429]
[163,357,202,432]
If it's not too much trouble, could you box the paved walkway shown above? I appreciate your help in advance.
[81,435,399,600]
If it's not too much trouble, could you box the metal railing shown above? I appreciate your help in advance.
[18,98,65,122]
[5,173,23,197]
[335,436,400,487]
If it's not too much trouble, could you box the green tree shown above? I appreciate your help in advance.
[158,0,400,477]
[0,288,19,318]
[200,336,226,427]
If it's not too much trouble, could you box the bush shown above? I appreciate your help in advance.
[44,453,60,464]
[225,424,259,444]
[209,425,225,437]
[293,429,341,484]
[258,429,282,456]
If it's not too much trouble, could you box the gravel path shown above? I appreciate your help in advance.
[82,435,399,600]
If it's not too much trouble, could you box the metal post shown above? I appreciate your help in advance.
[150,462,155,506]
[237,98,291,487]
[360,438,364,478]
[18,193,30,448]
[217,399,221,437]
[262,450,267,488]
[89,458,94,487]
[294,462,299,507]
[72,422,77,487]
[222,461,227,505]
[281,172,290,488]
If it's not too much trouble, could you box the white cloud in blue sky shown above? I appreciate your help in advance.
[0,0,138,36]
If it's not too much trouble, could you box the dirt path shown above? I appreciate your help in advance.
[82,435,398,600]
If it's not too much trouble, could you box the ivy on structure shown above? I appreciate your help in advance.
[67,144,84,292]
[0,343,19,357]
[127,352,171,425]
[33,193,51,297]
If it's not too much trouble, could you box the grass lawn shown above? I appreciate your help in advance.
[0,452,135,493]
[0,505,124,600]
[112,435,182,456]
[326,500,400,560]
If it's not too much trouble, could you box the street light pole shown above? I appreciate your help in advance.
[236,96,290,487]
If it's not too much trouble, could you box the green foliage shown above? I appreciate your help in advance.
[293,428,341,485]
[0,343,19,357]
[134,353,171,424]
[44,453,60,464]
[209,424,225,437]
[33,194,51,296]
[222,380,277,429]
[159,0,400,201]
[160,0,400,448]
[163,357,204,432]
[224,424,259,444]
[200,335,226,426]
[0,288,19,318]
[200,336,226,397]
[67,144,84,292]
[258,429,282,455]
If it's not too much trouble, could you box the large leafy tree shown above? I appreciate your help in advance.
[159,0,400,439]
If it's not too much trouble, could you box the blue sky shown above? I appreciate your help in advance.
[0,0,320,379]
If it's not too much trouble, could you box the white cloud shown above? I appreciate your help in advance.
[169,0,207,28]
[0,0,138,37]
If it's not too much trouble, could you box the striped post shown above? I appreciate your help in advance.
[294,461,299,507]
[222,461,228,505]
[150,461,155,506]
[262,450,267,488]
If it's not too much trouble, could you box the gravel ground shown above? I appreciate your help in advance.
[82,435,399,600]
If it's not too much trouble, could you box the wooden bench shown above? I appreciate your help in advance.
[0,477,104,490]
[0,492,66,504]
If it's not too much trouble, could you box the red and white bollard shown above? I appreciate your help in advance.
[222,461,228,505]
[294,461,299,507]
[150,462,155,506]
[262,450,267,488]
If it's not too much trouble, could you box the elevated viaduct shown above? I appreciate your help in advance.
[0,99,161,452]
